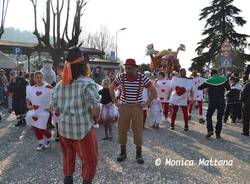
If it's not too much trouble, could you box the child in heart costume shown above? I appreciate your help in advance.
[155,71,172,120]
[188,70,205,123]
[25,71,53,151]
[168,68,193,131]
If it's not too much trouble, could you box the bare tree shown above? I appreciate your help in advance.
[0,0,10,39]
[30,0,87,68]
[82,25,115,59]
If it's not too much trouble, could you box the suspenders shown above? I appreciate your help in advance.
[121,73,142,102]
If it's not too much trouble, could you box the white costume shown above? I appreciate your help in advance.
[155,79,171,103]
[149,98,162,124]
[191,76,205,101]
[142,88,149,110]
[169,77,192,106]
[40,60,56,85]
[26,83,52,129]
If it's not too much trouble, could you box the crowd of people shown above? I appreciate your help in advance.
[0,47,250,184]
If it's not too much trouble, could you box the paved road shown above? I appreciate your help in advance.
[0,106,249,184]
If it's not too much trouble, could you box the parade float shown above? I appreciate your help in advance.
[146,44,185,76]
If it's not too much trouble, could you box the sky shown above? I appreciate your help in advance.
[4,0,250,70]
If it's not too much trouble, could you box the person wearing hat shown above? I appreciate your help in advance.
[198,69,230,138]
[51,47,100,184]
[109,58,157,164]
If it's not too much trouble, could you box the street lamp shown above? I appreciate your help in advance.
[115,27,127,62]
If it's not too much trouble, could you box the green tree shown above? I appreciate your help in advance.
[138,63,150,73]
[191,0,250,72]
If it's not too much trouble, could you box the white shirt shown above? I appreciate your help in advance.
[169,77,192,106]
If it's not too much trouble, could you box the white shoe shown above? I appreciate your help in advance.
[44,140,51,149]
[36,144,44,151]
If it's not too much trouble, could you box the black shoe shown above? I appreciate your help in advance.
[199,118,205,124]
[83,179,92,184]
[136,146,144,164]
[15,120,23,127]
[216,134,221,139]
[55,136,60,142]
[21,119,26,126]
[215,131,221,139]
[205,131,213,138]
[155,124,159,129]
[170,123,175,130]
[241,132,249,136]
[117,145,127,162]
[136,155,144,164]
[64,176,73,184]
[184,127,189,131]
[152,124,156,128]
[102,137,109,140]
[117,153,127,162]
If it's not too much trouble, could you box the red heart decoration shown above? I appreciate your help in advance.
[46,85,53,89]
[32,104,39,110]
[175,86,186,96]
[32,116,38,121]
[161,89,165,92]
[160,97,164,100]
[36,91,42,96]
[55,112,60,117]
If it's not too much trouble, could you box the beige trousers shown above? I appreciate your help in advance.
[118,104,143,146]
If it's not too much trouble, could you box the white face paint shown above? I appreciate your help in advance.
[40,62,56,84]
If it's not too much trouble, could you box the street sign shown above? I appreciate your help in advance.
[111,51,115,61]
[219,56,233,68]
[14,47,22,55]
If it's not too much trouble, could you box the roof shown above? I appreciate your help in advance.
[0,40,105,57]
[88,59,120,70]
[0,51,17,69]
[0,40,38,55]
[80,47,105,56]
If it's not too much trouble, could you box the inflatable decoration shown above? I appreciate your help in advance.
[146,44,185,75]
